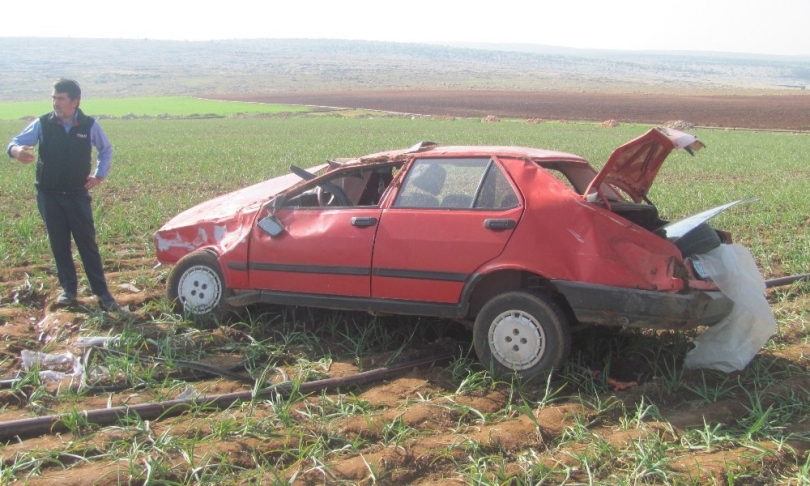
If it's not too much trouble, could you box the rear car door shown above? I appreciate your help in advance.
[371,157,522,303]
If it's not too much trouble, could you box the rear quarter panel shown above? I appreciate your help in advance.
[489,158,683,291]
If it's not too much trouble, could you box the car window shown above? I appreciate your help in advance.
[282,165,396,208]
[537,161,595,195]
[474,163,520,209]
[394,158,518,210]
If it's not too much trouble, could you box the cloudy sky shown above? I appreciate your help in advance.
[4,0,808,56]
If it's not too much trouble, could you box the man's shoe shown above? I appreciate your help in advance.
[56,291,77,305]
[99,293,119,312]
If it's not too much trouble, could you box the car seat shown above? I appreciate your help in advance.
[411,163,446,196]
[395,163,447,208]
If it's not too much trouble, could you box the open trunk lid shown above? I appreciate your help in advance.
[585,127,705,203]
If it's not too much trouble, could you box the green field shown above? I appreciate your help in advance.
[1,110,809,484]
[0,96,310,120]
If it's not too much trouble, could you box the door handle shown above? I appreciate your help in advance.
[351,217,378,227]
[484,219,516,230]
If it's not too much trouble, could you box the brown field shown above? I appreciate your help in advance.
[1,90,809,484]
[220,90,810,131]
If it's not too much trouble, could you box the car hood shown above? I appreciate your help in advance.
[586,127,705,203]
[158,164,327,231]
[155,165,328,264]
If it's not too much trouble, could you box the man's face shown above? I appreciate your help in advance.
[52,90,79,119]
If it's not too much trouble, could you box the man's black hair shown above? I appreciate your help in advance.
[53,78,81,101]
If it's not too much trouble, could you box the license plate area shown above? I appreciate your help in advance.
[692,259,710,279]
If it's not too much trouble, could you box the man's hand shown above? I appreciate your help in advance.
[85,175,104,190]
[10,145,35,164]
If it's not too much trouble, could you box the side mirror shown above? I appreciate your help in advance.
[258,214,284,237]
[269,195,285,210]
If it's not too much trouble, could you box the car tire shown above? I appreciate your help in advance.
[167,250,231,319]
[473,290,571,380]
[675,222,722,257]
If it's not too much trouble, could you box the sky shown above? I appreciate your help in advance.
[4,0,808,57]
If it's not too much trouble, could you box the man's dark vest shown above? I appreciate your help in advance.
[36,109,94,193]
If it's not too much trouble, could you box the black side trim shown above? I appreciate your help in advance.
[227,262,248,271]
[373,268,468,282]
[227,290,466,318]
[552,280,733,330]
[250,262,369,276]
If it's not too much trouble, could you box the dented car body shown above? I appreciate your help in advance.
[155,128,743,378]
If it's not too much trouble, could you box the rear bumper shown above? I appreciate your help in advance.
[551,280,733,330]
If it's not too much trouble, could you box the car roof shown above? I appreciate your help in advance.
[356,145,589,165]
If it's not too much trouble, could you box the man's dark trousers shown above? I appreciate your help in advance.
[36,189,109,297]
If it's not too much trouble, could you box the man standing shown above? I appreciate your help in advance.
[6,79,118,311]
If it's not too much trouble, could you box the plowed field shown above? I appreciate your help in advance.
[221,90,810,131]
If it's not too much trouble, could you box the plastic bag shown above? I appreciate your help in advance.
[684,244,776,372]
[21,350,84,383]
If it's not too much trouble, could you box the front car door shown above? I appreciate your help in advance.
[248,164,397,297]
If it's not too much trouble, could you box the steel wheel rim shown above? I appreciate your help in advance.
[177,265,223,314]
[489,309,546,370]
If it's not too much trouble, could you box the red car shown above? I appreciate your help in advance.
[155,128,744,378]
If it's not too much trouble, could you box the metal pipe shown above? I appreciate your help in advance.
[765,273,810,289]
[0,352,454,442]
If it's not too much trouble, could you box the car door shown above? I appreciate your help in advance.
[247,165,393,297]
[371,157,522,304]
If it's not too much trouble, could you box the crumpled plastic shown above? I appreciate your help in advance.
[21,350,84,383]
[176,386,199,400]
[684,244,777,372]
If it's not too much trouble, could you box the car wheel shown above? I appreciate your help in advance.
[675,222,721,257]
[167,250,230,319]
[473,291,571,379]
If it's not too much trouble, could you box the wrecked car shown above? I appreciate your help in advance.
[155,127,749,378]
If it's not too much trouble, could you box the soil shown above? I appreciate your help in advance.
[218,90,810,131]
[1,91,809,484]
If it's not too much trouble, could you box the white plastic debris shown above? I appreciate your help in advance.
[21,350,85,383]
[176,386,199,400]
[74,336,118,348]
[684,244,777,372]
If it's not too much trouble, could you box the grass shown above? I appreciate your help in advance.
[0,106,808,483]
[0,96,310,120]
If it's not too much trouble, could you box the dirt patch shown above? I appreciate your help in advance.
[1,263,809,483]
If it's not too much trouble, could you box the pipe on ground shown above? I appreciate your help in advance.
[0,352,454,442]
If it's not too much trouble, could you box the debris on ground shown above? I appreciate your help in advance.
[664,120,695,130]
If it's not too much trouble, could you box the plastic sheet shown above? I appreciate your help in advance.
[684,244,776,372]
[21,350,84,383]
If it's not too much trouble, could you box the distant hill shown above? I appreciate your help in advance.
[1,37,807,101]
[442,41,810,62]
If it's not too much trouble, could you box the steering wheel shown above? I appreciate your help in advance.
[316,182,351,207]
